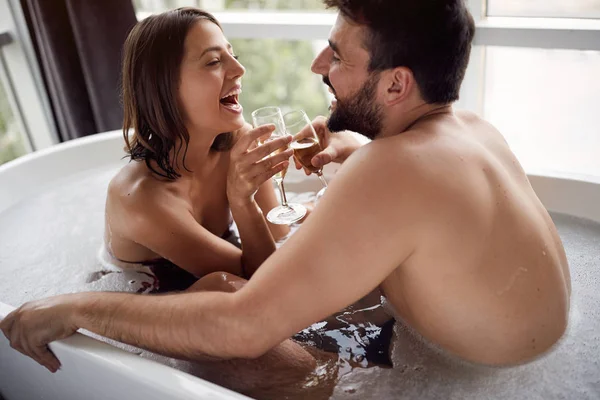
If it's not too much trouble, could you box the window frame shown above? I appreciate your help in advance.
[0,0,57,156]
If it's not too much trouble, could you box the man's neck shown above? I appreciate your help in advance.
[378,103,454,139]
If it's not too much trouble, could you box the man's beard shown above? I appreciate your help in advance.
[325,74,383,140]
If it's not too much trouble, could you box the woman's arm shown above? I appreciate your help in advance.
[228,198,276,278]
[226,125,293,277]
[236,122,290,240]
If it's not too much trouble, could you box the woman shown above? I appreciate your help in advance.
[99,10,347,397]
[104,7,293,289]
[101,10,386,397]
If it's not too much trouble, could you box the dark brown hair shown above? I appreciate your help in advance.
[121,7,232,180]
[324,0,475,104]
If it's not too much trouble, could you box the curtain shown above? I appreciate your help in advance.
[21,0,137,141]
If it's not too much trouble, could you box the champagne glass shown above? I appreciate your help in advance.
[251,106,307,225]
[284,110,328,201]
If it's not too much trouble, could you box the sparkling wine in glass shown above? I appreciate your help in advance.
[251,106,307,225]
[284,110,328,201]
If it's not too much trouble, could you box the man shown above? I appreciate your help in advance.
[1,0,570,374]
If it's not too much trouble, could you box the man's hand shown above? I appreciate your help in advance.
[0,295,80,373]
[294,116,363,175]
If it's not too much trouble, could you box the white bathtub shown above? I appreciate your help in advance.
[0,131,599,400]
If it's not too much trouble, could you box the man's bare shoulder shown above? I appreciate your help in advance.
[344,132,444,182]
[455,109,508,144]
[334,119,484,201]
[330,138,433,204]
[454,109,480,122]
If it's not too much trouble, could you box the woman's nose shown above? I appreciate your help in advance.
[230,56,245,80]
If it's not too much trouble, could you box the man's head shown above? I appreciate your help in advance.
[312,0,475,139]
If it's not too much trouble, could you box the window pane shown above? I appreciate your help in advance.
[483,47,600,177]
[130,1,332,126]
[133,0,328,13]
[487,0,600,19]
[230,39,329,122]
[0,78,27,166]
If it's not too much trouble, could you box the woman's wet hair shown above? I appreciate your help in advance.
[324,0,475,104]
[121,7,233,180]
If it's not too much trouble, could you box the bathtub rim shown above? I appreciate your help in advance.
[1,129,598,222]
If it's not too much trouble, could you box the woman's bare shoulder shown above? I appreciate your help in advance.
[107,161,183,212]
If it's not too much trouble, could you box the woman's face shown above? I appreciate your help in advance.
[178,20,246,137]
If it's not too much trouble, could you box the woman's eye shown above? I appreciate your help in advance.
[332,54,340,63]
[233,55,239,60]
[208,59,221,66]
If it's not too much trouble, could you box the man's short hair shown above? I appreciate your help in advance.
[324,0,476,104]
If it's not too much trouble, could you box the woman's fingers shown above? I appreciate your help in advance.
[245,135,292,164]
[257,161,289,183]
[233,124,276,154]
[250,148,293,176]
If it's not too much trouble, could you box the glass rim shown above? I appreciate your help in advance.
[283,109,310,128]
[251,106,282,119]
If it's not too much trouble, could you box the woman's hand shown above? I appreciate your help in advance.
[227,124,293,207]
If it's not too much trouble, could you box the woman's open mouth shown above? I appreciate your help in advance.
[220,87,242,113]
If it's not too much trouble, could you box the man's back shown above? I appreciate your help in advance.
[377,110,571,365]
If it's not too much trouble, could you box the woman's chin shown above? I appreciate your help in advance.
[225,115,246,132]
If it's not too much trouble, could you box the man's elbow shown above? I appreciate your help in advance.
[195,297,277,360]
[227,324,275,359]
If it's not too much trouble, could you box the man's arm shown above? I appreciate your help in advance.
[1,140,422,371]
[236,141,421,346]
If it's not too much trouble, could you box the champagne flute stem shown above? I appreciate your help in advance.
[276,179,289,207]
[317,172,328,188]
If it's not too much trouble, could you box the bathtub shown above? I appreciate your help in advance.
[0,131,599,400]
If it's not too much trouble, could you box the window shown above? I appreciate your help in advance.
[483,47,600,176]
[133,0,328,13]
[0,0,56,163]
[132,1,331,122]
[0,64,27,166]
[487,0,600,19]
[132,1,600,177]
[230,38,329,121]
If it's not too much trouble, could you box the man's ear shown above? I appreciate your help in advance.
[381,67,413,106]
